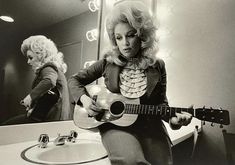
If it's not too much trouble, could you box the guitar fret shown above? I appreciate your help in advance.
[141,104,144,115]
[125,104,194,118]
[134,104,138,113]
[131,104,134,114]
[135,104,138,114]
[157,107,161,115]
[150,105,154,115]
[126,104,129,113]
[140,104,144,114]
[134,104,137,113]
[126,104,130,114]
[148,105,151,115]
[145,105,148,114]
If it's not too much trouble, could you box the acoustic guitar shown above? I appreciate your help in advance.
[73,85,230,129]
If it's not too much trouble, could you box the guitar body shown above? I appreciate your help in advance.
[73,85,139,129]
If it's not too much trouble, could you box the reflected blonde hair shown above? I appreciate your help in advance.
[21,35,67,73]
[104,0,158,68]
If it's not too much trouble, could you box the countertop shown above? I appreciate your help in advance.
[0,119,201,165]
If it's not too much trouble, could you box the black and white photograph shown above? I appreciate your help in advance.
[0,0,234,165]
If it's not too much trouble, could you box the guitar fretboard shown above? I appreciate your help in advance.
[125,104,195,117]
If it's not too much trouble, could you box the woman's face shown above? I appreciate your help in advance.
[26,50,41,71]
[114,22,141,59]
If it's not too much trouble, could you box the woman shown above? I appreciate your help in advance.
[5,35,72,125]
[69,1,192,165]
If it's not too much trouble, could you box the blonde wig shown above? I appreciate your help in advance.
[21,35,67,73]
[105,0,158,69]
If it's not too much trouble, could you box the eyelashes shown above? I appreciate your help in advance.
[115,33,137,41]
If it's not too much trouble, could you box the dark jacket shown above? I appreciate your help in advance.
[31,63,72,121]
[69,58,170,137]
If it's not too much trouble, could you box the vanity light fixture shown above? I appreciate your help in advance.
[0,15,14,22]
[86,29,98,42]
[88,0,100,12]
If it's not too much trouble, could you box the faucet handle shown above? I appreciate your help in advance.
[70,130,78,138]
[67,130,78,143]
[38,134,49,148]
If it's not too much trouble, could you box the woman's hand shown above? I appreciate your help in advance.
[80,94,103,117]
[20,95,32,109]
[169,111,193,130]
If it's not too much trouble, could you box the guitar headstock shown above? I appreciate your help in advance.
[195,107,230,125]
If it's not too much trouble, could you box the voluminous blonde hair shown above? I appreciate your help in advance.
[21,35,67,73]
[105,0,158,68]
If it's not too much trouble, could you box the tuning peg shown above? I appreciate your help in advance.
[220,124,223,128]
[202,121,205,125]
[189,104,194,109]
[219,107,224,113]
[210,107,214,112]
[211,122,214,127]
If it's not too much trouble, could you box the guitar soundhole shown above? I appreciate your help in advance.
[110,101,125,116]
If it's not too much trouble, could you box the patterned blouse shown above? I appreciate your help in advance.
[119,59,147,98]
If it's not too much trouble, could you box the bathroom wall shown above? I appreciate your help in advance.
[157,0,235,164]
[40,11,99,78]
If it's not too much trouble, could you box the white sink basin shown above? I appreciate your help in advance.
[21,138,107,165]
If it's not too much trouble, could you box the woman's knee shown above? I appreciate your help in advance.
[109,154,150,165]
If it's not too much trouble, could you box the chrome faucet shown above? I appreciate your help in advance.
[38,134,49,148]
[54,130,78,146]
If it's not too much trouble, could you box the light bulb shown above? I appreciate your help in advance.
[86,29,98,41]
[88,0,100,12]
[0,16,14,22]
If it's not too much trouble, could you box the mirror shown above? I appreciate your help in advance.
[0,0,101,125]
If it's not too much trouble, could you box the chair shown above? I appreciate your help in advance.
[222,129,235,165]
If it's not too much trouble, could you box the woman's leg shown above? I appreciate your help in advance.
[140,134,173,165]
[100,127,151,165]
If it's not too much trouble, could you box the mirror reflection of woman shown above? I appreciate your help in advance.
[69,1,192,165]
[3,35,72,125]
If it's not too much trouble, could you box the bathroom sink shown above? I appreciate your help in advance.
[21,138,107,165]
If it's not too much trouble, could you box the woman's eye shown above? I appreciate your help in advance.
[115,36,122,40]
[127,33,136,38]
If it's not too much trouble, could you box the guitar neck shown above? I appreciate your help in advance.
[125,104,194,118]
